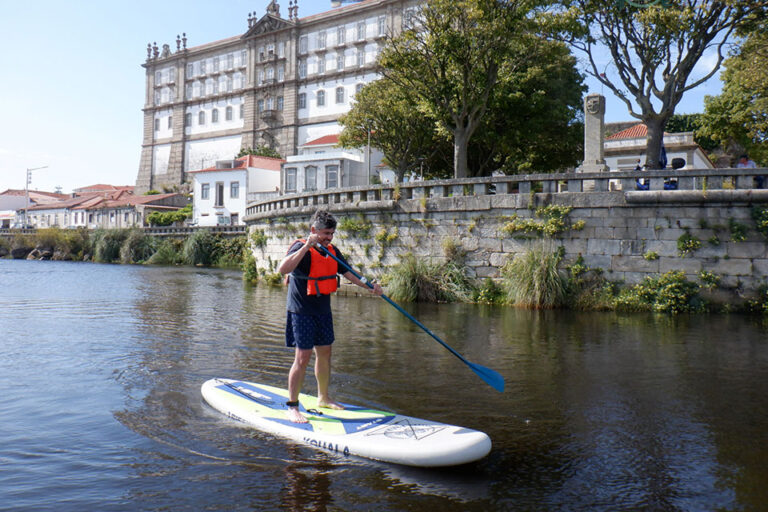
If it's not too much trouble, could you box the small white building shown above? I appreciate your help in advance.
[281,134,391,193]
[604,123,715,171]
[190,154,283,226]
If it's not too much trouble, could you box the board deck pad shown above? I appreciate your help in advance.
[201,378,491,467]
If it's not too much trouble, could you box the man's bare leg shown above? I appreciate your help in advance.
[314,345,345,410]
[287,347,312,423]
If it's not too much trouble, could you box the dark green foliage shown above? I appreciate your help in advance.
[120,229,157,264]
[615,271,705,314]
[92,229,129,263]
[182,230,218,266]
[147,204,192,227]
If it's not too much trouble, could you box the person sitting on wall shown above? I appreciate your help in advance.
[635,159,649,190]
[736,154,762,188]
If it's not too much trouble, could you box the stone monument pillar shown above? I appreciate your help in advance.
[582,93,609,174]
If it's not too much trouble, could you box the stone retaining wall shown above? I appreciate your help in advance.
[246,188,768,299]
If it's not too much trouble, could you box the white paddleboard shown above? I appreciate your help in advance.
[201,378,491,467]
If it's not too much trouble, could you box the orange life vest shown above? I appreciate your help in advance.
[292,239,339,296]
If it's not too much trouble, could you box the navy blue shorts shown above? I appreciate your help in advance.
[285,312,335,350]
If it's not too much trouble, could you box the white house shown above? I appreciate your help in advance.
[281,134,392,193]
[604,123,715,171]
[190,154,283,226]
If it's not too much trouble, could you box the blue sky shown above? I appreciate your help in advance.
[0,0,725,194]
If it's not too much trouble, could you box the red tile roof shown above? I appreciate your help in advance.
[302,134,340,147]
[607,123,671,140]
[190,154,284,173]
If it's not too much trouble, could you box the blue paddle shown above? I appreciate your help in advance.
[316,244,505,393]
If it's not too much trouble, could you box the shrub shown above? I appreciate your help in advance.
[338,214,373,238]
[147,203,192,226]
[643,251,659,261]
[120,229,157,264]
[699,270,721,291]
[242,250,259,284]
[615,270,704,314]
[752,207,768,239]
[729,218,748,242]
[501,205,576,238]
[502,245,567,309]
[214,235,247,268]
[147,239,183,265]
[182,229,217,266]
[384,253,472,303]
[677,232,701,257]
[564,255,614,311]
[473,278,505,305]
[92,229,129,263]
[250,229,268,249]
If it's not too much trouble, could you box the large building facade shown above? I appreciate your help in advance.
[135,0,416,194]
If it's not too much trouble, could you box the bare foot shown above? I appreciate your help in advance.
[318,400,345,410]
[287,406,308,423]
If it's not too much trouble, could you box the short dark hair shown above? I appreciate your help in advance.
[311,210,337,230]
[740,154,749,159]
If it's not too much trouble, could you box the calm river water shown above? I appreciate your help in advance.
[1,259,767,511]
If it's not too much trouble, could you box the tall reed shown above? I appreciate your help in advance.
[502,243,567,309]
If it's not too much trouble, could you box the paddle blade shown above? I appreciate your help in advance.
[469,362,505,393]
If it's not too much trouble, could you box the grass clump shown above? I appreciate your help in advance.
[147,239,184,265]
[182,229,218,266]
[92,229,130,263]
[120,229,157,264]
[501,245,567,309]
[384,253,473,303]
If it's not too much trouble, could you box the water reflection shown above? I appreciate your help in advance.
[1,260,767,511]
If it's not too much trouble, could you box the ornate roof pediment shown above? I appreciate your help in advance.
[241,14,294,39]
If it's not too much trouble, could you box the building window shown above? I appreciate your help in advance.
[168,116,173,129]
[201,183,210,199]
[318,31,326,49]
[227,53,234,69]
[357,48,365,67]
[185,113,192,127]
[230,181,239,198]
[266,97,274,111]
[227,76,233,92]
[225,106,233,121]
[213,57,220,72]
[298,59,307,79]
[357,21,366,40]
[186,83,193,99]
[215,182,224,206]
[240,104,244,119]
[356,83,364,94]
[258,70,264,85]
[278,41,285,57]
[378,16,386,36]
[155,71,162,84]
[317,90,325,106]
[336,87,345,104]
[285,168,297,192]
[298,93,306,109]
[337,52,344,71]
[278,65,284,82]
[212,109,219,123]
[240,49,247,66]
[299,35,308,54]
[154,118,160,131]
[326,165,339,189]
[337,25,346,45]
[277,96,284,111]
[198,111,206,125]
[154,91,160,104]
[187,63,194,77]
[305,166,317,191]
[257,99,264,112]
[317,56,325,74]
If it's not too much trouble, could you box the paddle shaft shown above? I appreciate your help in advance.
[316,245,482,369]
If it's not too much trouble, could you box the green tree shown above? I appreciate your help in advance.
[338,80,441,182]
[699,25,768,164]
[380,0,534,178]
[237,145,283,159]
[552,0,764,169]
[665,113,719,152]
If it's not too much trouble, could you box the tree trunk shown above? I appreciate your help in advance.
[454,128,470,178]
[644,118,666,170]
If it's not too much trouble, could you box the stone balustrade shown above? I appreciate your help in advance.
[244,167,768,220]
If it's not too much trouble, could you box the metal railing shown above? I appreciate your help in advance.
[245,167,768,218]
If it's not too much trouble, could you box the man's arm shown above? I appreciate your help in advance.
[278,234,319,275]
[343,271,383,295]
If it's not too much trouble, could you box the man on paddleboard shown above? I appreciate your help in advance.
[278,209,383,423]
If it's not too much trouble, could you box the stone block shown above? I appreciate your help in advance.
[489,252,509,267]
[587,238,621,255]
[501,238,528,253]
[563,238,588,254]
[475,266,500,278]
[704,258,753,276]
[592,227,616,238]
[622,271,650,285]
[479,238,502,252]
[583,254,612,270]
[619,239,646,256]
[658,228,688,241]
[753,259,768,277]
[659,257,702,274]
[726,242,768,259]
[612,255,660,273]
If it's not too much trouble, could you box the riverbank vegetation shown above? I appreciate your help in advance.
[1,227,250,270]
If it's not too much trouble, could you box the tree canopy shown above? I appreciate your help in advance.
[699,23,768,164]
[342,0,584,179]
[237,145,282,159]
[550,0,766,168]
